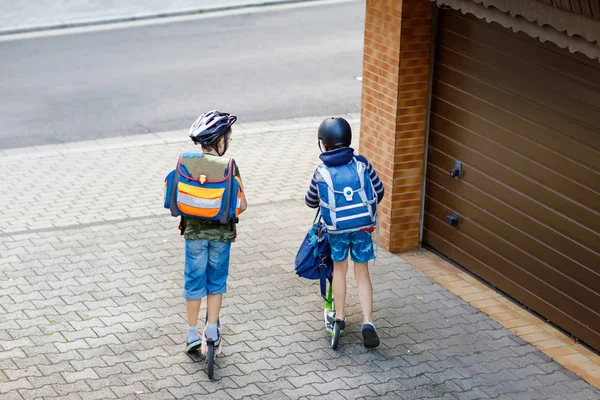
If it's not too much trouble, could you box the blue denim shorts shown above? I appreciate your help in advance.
[328,231,375,263]
[184,240,231,300]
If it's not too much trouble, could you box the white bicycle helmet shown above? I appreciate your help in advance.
[189,110,237,155]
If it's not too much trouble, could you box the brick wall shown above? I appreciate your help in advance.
[360,0,435,252]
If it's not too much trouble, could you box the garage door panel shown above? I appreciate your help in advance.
[433,64,600,152]
[441,11,600,94]
[423,227,600,351]
[437,31,600,125]
[425,195,600,314]
[432,77,600,172]
[426,157,600,269]
[426,180,600,293]
[428,131,600,246]
[430,111,600,212]
[426,8,600,352]
[431,100,600,196]
[424,214,600,338]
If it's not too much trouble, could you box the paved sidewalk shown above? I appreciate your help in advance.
[0,115,358,234]
[1,117,599,399]
[0,0,327,34]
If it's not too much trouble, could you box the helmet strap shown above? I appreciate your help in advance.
[213,133,229,156]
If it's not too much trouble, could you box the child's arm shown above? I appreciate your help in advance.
[234,163,248,214]
[357,156,385,203]
[239,192,248,214]
[305,171,319,209]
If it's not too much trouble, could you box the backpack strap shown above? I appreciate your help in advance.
[219,158,236,224]
[169,155,183,217]
[311,208,329,300]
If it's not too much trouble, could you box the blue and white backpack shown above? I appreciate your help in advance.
[315,157,378,234]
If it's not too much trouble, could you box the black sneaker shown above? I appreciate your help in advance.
[362,323,380,348]
[185,338,201,353]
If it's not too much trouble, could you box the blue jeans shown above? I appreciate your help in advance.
[183,240,231,300]
[328,231,375,263]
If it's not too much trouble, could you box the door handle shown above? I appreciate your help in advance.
[450,161,462,178]
[446,214,459,226]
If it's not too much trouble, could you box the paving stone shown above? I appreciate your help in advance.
[62,368,100,383]
[150,364,188,380]
[508,389,546,400]
[256,376,297,394]
[26,373,66,388]
[225,383,265,399]
[19,385,60,399]
[369,379,407,395]
[78,387,118,400]
[52,380,91,396]
[287,372,325,388]
[535,382,575,398]
[12,355,50,370]
[142,377,182,392]
[312,377,353,395]
[110,382,150,398]
[168,383,209,398]
[38,361,76,376]
[120,370,155,385]
[86,375,125,391]
[0,377,34,394]
[4,366,43,381]
[69,357,108,371]
[282,385,321,400]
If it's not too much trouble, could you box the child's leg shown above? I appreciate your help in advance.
[349,231,379,348]
[353,262,373,324]
[183,240,209,351]
[329,233,352,320]
[205,241,231,340]
[186,300,202,327]
[332,259,349,320]
[206,294,222,325]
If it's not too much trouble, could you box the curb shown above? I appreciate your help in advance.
[0,0,333,36]
[0,113,360,160]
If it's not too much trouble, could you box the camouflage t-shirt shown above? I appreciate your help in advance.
[183,159,241,242]
[183,218,236,242]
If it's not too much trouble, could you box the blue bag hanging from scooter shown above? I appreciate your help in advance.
[294,211,333,299]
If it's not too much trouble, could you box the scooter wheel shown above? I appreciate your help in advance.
[331,321,342,349]
[206,342,214,379]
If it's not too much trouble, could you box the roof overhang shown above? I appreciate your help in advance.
[433,0,600,61]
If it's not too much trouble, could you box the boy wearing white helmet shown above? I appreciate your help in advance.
[182,110,248,355]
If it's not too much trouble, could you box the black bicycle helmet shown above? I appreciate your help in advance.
[189,110,237,155]
[318,117,352,151]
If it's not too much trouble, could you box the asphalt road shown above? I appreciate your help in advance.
[0,0,365,149]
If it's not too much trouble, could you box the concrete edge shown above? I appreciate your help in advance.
[0,113,360,160]
[0,0,342,36]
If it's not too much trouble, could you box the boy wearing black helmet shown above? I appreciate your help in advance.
[305,117,385,348]
[182,110,248,355]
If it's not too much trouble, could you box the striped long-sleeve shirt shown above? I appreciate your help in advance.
[305,149,385,208]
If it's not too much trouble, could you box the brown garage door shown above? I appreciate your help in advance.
[423,10,600,350]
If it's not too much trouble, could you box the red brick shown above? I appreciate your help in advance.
[401,35,432,45]
[400,57,431,68]
[397,121,427,132]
